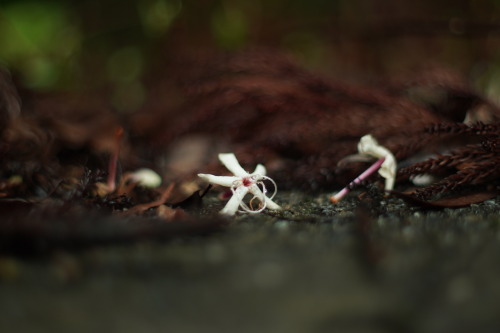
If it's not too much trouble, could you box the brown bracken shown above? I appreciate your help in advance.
[142,51,500,193]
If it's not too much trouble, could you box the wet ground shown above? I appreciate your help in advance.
[2,191,500,333]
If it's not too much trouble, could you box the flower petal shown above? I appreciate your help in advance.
[198,174,240,187]
[218,153,249,177]
[252,164,267,176]
[130,168,162,188]
[358,135,390,159]
[357,134,396,190]
[220,186,248,215]
[248,185,282,210]
[264,197,281,210]
[379,156,396,190]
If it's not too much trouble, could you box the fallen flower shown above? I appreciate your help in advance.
[129,168,162,188]
[331,134,396,203]
[357,134,396,191]
[198,153,281,215]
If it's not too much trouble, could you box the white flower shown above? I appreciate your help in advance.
[129,168,162,188]
[198,153,281,215]
[330,134,397,203]
[357,134,396,190]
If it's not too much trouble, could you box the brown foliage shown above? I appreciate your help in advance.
[138,51,500,190]
[397,122,500,200]
[2,50,500,214]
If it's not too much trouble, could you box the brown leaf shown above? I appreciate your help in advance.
[388,190,497,209]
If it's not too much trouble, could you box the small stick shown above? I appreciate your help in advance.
[106,127,124,192]
[330,157,386,203]
[121,183,175,216]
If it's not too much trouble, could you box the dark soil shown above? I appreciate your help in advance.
[2,190,500,333]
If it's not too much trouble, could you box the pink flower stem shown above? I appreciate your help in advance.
[330,157,386,203]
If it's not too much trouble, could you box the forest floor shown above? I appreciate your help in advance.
[1,190,500,333]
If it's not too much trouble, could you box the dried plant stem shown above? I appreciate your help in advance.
[121,183,175,216]
[107,127,124,192]
[330,157,386,203]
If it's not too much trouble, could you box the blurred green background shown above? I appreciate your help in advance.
[2,0,500,108]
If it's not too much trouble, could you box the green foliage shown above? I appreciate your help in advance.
[1,0,500,93]
[0,1,81,89]
[106,47,144,84]
[282,32,326,68]
[211,3,248,50]
[138,0,182,36]
[107,46,146,112]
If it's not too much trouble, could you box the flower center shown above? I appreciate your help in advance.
[242,177,254,187]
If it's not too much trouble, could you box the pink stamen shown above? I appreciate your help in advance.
[330,157,386,203]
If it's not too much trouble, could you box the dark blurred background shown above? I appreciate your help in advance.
[2,0,500,110]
